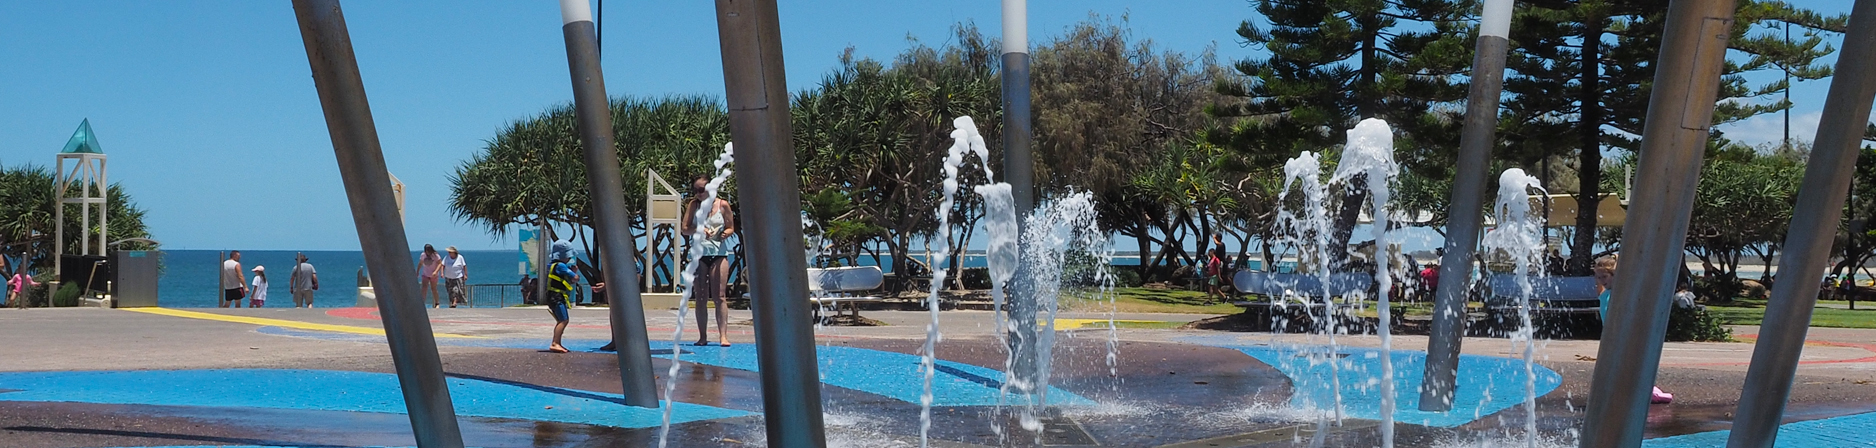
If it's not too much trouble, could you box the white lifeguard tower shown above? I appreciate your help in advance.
[54,119,108,280]
[643,169,685,302]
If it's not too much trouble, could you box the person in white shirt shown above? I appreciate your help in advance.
[248,266,268,308]
[221,251,246,308]
[441,246,468,308]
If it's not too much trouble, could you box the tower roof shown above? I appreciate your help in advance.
[60,119,103,154]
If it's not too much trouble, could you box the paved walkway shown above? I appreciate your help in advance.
[3,306,1875,447]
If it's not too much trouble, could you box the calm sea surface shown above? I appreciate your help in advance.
[150,250,1186,308]
[156,250,521,308]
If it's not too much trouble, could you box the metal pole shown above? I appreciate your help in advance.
[1579,0,1736,446]
[1001,0,1045,392]
[1421,0,1514,412]
[289,1,465,446]
[711,0,826,446]
[1728,1,1876,446]
[537,217,549,307]
[556,0,660,408]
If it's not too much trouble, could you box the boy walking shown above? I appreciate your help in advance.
[545,241,579,353]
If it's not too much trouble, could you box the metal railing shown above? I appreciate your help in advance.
[463,283,522,308]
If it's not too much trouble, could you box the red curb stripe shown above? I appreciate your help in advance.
[1674,334,1876,367]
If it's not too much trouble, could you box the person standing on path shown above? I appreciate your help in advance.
[6,258,38,308]
[544,241,579,353]
[682,175,735,347]
[248,266,269,308]
[290,253,320,308]
[441,246,469,308]
[417,244,445,308]
[1593,254,1674,404]
[221,251,247,308]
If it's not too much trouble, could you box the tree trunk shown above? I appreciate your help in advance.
[1133,221,1153,281]
[1570,12,1605,276]
[1332,176,1369,269]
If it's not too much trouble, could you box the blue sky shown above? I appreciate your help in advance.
[0,0,1855,251]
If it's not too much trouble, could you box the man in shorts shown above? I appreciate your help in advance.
[441,246,468,307]
[544,241,579,353]
[221,251,246,308]
[290,253,320,308]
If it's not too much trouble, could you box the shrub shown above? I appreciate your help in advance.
[1665,304,1731,342]
[957,267,992,289]
[52,282,82,307]
[1111,267,1142,287]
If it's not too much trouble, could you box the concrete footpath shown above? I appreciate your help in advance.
[1,306,1873,447]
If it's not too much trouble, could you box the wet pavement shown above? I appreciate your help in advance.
[3,306,1875,447]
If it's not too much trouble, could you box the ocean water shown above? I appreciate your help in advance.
[145,250,1228,308]
[156,250,523,308]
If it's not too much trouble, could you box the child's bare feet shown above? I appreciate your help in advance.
[548,344,570,353]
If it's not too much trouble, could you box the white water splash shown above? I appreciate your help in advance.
[920,116,989,448]
[1273,151,1343,448]
[1481,168,1548,448]
[1333,117,1400,447]
[1001,191,1104,441]
[657,142,734,448]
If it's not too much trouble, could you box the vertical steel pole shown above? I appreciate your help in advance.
[1421,0,1515,412]
[537,217,549,307]
[711,0,826,446]
[1728,1,1876,446]
[557,0,661,408]
[1579,1,1735,446]
[289,1,465,446]
[1001,0,1044,392]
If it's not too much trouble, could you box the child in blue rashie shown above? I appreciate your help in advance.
[545,241,580,354]
[1593,254,1673,404]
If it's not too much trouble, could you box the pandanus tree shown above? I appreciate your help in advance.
[448,96,729,275]
[0,162,153,286]
[789,25,1002,288]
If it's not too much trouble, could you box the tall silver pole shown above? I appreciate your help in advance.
[711,0,826,446]
[1421,0,1516,412]
[289,1,465,446]
[1728,1,1876,446]
[1000,0,1044,392]
[556,0,660,408]
[1579,0,1736,446]
[537,217,549,308]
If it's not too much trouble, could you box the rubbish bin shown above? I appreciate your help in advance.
[112,250,161,308]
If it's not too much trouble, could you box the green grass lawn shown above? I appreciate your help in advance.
[1060,287,1241,315]
[1706,303,1876,329]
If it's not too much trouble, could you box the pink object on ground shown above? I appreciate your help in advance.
[1651,386,1674,404]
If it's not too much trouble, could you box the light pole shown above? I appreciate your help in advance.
[1001,0,1044,395]
[711,0,827,446]
[555,0,660,408]
[1421,0,1516,412]
[1728,1,1876,446]
[1579,0,1737,445]
[290,1,464,445]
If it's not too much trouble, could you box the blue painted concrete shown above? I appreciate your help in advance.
[0,369,749,428]
[1642,411,1876,447]
[1184,337,1561,428]
[260,326,1093,407]
[659,342,1095,407]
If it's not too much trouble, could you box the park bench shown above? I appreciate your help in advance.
[1481,275,1602,329]
[807,266,886,324]
[1231,271,1376,332]
[1232,271,1375,302]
